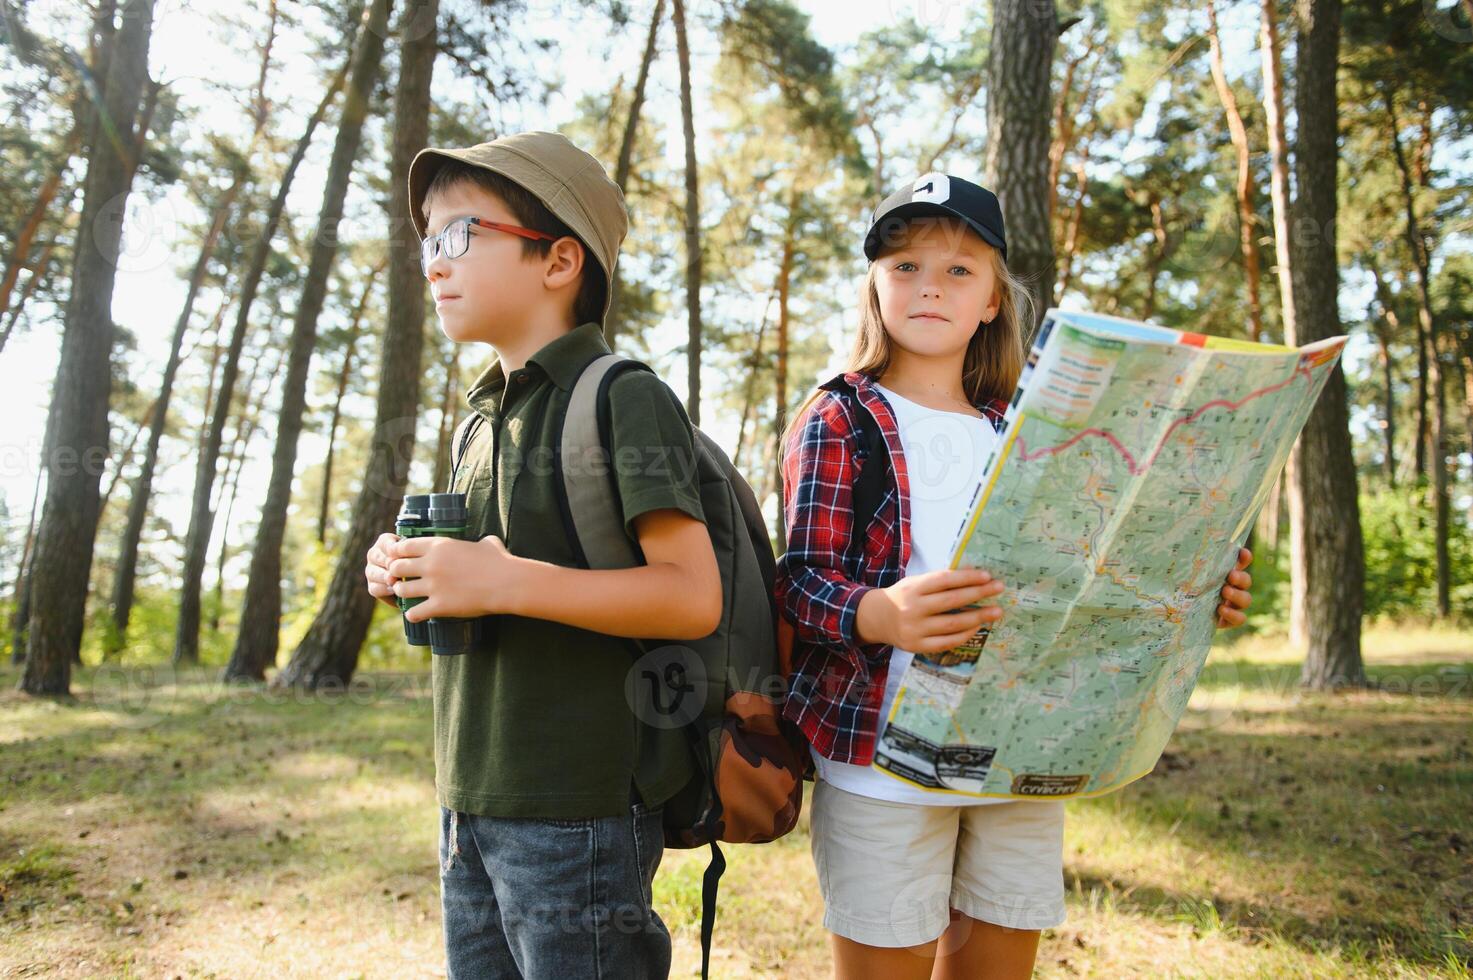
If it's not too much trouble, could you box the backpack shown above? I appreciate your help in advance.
[450,353,807,980]
[775,378,891,678]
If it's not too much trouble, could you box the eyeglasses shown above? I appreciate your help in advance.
[420,216,560,275]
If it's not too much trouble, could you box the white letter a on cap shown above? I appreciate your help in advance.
[911,172,951,204]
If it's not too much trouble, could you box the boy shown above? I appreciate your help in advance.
[363,131,722,979]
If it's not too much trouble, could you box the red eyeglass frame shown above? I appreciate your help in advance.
[421,216,561,273]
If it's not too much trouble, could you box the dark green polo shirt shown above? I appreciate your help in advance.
[433,322,703,818]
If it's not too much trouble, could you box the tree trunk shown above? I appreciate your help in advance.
[672,0,704,426]
[0,125,81,350]
[1260,0,1296,347]
[80,0,118,148]
[226,0,391,679]
[1459,332,1473,486]
[20,0,155,696]
[8,407,53,665]
[733,291,776,471]
[272,0,436,691]
[1369,261,1399,486]
[108,181,244,653]
[97,395,156,525]
[1055,155,1089,304]
[985,0,1058,339]
[1206,0,1264,343]
[1046,35,1098,224]
[206,339,276,634]
[604,0,665,345]
[773,217,795,542]
[1385,88,1450,618]
[1259,0,1308,644]
[317,264,381,544]
[1289,0,1364,690]
[210,442,248,635]
[175,55,351,666]
[1143,198,1169,321]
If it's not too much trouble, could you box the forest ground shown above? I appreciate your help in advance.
[1,624,1470,978]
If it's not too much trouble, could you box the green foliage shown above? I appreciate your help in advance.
[1361,488,1473,621]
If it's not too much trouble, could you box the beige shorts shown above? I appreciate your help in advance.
[809,778,1067,947]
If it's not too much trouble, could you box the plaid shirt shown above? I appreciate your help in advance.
[777,371,1010,766]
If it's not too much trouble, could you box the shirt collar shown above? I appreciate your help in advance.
[466,322,611,404]
[822,369,999,413]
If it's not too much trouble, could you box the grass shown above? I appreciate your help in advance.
[0,623,1469,978]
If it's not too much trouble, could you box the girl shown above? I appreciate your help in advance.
[776,173,1254,980]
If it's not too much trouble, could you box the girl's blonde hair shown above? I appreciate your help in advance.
[784,227,1034,451]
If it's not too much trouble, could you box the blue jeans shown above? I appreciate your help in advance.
[438,802,671,979]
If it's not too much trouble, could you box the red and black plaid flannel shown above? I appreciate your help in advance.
[776,371,1009,766]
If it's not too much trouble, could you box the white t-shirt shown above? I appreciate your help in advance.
[813,383,1005,806]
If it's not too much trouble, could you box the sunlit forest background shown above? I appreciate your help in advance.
[1,0,1471,975]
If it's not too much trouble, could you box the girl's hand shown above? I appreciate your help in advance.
[1215,546,1254,629]
[386,535,522,622]
[855,568,1004,655]
[365,532,402,609]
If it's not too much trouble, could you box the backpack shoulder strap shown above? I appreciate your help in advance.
[448,413,483,493]
[557,352,649,570]
[847,393,889,559]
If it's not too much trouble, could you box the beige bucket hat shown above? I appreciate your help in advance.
[407,131,628,319]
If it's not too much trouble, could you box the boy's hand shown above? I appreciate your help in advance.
[1215,546,1254,629]
[855,568,1005,656]
[387,535,521,622]
[365,532,402,609]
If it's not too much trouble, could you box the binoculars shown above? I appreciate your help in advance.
[394,492,493,655]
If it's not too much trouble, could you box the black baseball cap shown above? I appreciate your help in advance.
[863,172,1007,262]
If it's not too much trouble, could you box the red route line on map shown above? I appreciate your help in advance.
[1015,363,1314,475]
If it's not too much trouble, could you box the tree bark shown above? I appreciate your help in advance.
[604,0,665,345]
[174,55,351,666]
[1260,0,1296,347]
[317,264,381,544]
[985,0,1058,339]
[1206,0,1264,343]
[1384,88,1450,617]
[1289,0,1365,690]
[225,0,391,678]
[272,0,436,691]
[672,0,704,425]
[20,0,154,695]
